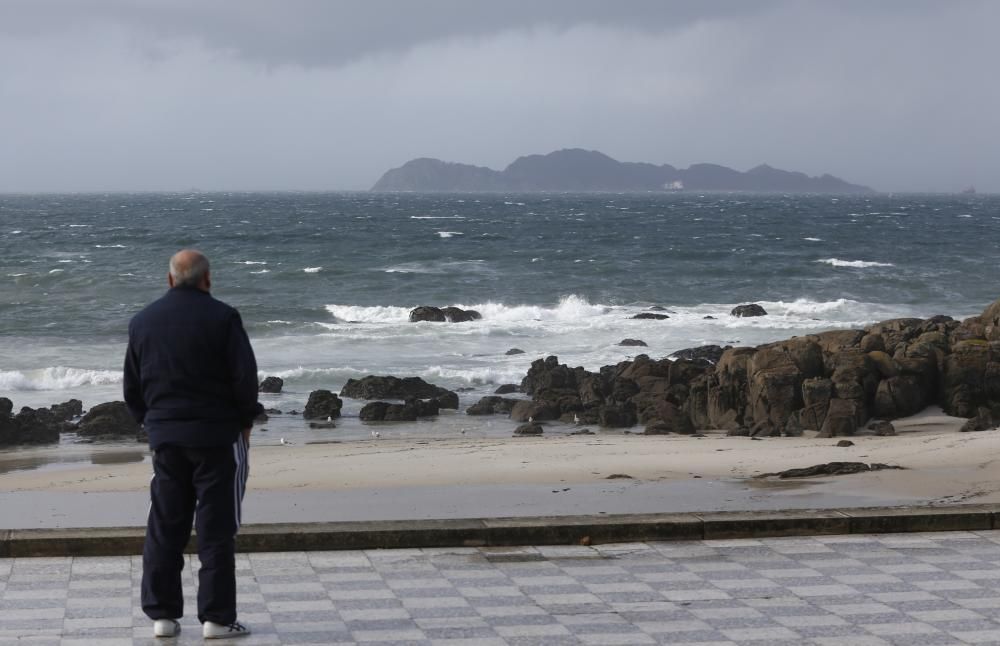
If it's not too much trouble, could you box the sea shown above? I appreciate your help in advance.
[1,191,998,463]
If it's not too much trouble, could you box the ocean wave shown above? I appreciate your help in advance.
[94,244,127,249]
[325,295,611,325]
[303,267,322,273]
[0,367,122,391]
[803,237,822,242]
[816,258,895,268]
[436,231,463,238]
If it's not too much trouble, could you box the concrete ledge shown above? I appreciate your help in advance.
[843,505,996,534]
[697,510,851,539]
[3,505,1000,558]
[482,513,703,545]
[7,527,145,558]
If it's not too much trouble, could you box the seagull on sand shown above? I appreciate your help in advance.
[371,431,381,439]
[573,413,580,424]
[528,416,534,423]
[280,437,293,446]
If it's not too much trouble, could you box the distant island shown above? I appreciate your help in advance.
[371,148,872,193]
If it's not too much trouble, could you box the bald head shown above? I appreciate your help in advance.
[168,249,211,291]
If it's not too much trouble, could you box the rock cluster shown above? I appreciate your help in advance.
[409,306,482,323]
[340,376,459,409]
[506,297,1000,436]
[0,398,90,446]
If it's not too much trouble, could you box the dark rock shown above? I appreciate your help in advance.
[726,426,751,436]
[598,404,637,428]
[466,396,520,416]
[359,398,440,422]
[641,401,694,435]
[303,390,344,420]
[960,407,995,432]
[0,397,12,417]
[606,473,633,479]
[569,428,594,435]
[494,384,519,394]
[632,313,669,320]
[76,402,140,438]
[409,306,446,322]
[703,315,716,320]
[513,422,544,436]
[818,398,861,437]
[265,408,282,414]
[867,420,897,436]
[731,303,768,317]
[757,462,904,479]
[308,420,337,429]
[873,375,925,419]
[618,339,648,347]
[259,376,284,393]
[510,400,559,423]
[360,401,396,422]
[668,345,728,366]
[647,306,667,311]
[340,376,459,409]
[50,399,83,421]
[441,306,482,323]
[837,440,855,447]
[254,411,268,424]
[505,348,525,355]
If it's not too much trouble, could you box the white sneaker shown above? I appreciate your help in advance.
[152,618,180,638]
[203,620,251,639]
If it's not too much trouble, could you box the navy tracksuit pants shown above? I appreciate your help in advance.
[141,435,249,624]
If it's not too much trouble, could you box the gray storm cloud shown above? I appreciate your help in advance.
[0,0,997,192]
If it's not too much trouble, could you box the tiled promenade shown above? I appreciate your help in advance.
[5,531,1000,645]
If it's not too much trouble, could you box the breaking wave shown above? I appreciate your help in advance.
[0,367,122,391]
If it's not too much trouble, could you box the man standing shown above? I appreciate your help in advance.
[124,249,261,639]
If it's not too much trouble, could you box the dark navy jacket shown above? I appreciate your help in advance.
[123,285,262,450]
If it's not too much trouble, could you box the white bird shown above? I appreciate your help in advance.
[326,416,332,421]
[528,416,534,423]
[280,437,293,446]
[371,431,381,439]
[573,414,580,424]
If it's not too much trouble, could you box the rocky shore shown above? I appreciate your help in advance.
[3,297,999,448]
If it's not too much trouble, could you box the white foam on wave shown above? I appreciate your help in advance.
[94,244,127,249]
[324,295,611,326]
[0,367,122,391]
[250,269,270,274]
[421,364,527,386]
[303,267,322,273]
[410,216,465,220]
[437,231,463,238]
[236,260,267,265]
[803,237,822,242]
[816,258,894,268]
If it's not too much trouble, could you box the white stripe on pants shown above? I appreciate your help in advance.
[232,434,249,532]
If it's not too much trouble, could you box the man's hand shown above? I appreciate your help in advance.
[242,428,251,445]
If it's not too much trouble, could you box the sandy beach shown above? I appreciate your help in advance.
[2,407,999,528]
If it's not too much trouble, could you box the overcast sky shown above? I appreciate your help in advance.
[1,0,997,192]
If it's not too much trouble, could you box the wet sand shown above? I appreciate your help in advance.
[2,407,997,529]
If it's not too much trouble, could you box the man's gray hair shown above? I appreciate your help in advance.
[169,250,210,287]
